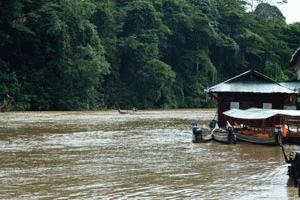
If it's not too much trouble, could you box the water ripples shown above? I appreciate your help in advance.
[0,110,298,199]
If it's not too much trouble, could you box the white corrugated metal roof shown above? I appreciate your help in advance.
[209,82,295,93]
[223,108,300,120]
[207,70,296,94]
[280,81,300,91]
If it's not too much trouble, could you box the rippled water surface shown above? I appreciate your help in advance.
[0,109,299,199]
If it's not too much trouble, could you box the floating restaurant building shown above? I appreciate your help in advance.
[206,69,298,127]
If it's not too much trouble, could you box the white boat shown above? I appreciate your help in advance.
[192,125,213,143]
[212,127,236,144]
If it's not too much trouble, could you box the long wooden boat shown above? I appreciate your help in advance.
[222,108,300,145]
[192,125,213,143]
[283,116,300,143]
[212,127,236,144]
[235,131,277,145]
[284,132,300,144]
[280,145,300,185]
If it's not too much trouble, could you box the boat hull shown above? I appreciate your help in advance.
[192,132,213,143]
[202,134,213,142]
[213,133,229,144]
[283,133,300,144]
[192,134,213,143]
[192,127,213,143]
[212,128,236,144]
[235,132,276,145]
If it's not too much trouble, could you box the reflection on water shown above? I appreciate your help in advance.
[0,109,299,199]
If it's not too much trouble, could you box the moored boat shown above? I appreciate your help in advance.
[192,124,213,143]
[222,108,299,145]
[282,116,300,144]
[118,108,137,114]
[212,127,236,144]
[235,131,277,145]
[281,145,300,186]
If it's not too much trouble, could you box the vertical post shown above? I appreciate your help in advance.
[275,121,282,145]
[298,179,300,197]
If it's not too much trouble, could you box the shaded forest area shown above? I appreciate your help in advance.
[1,0,300,111]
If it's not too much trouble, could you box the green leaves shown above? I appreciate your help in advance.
[254,3,286,24]
[8,0,110,110]
[137,59,176,108]
[0,0,298,110]
[123,1,160,35]
[0,59,29,110]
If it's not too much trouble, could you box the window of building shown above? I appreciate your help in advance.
[284,105,296,110]
[263,103,272,109]
[230,102,239,109]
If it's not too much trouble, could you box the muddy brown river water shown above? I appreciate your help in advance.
[0,109,299,199]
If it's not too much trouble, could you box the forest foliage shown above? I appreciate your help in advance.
[0,0,300,110]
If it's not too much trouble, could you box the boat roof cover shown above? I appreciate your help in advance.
[223,108,300,120]
[206,70,296,94]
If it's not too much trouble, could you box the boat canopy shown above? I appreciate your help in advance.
[223,108,300,120]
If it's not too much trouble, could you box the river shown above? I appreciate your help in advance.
[0,109,298,199]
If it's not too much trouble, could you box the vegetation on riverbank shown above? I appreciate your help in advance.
[1,0,300,110]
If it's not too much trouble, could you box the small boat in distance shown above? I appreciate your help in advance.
[192,123,213,143]
[118,108,137,114]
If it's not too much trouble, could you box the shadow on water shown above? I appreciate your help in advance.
[0,109,299,199]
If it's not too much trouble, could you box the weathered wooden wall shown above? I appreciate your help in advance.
[216,93,294,127]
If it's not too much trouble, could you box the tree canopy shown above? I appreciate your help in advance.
[0,0,299,110]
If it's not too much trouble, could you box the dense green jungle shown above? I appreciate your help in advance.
[1,0,300,111]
